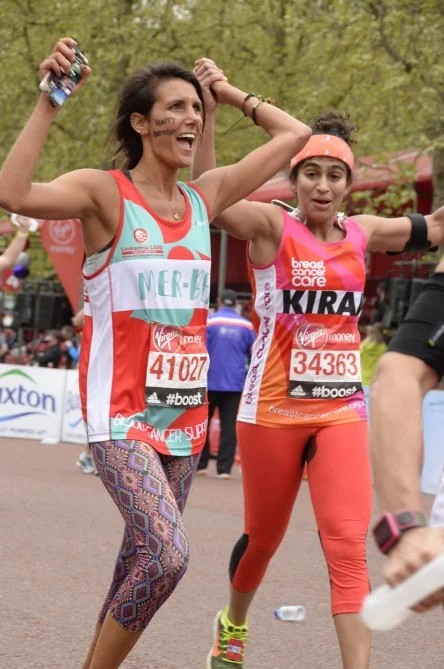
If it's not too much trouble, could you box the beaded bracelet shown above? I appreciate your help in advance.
[223,92,276,134]
[251,100,265,125]
[242,93,257,116]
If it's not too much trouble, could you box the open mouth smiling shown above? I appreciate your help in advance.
[176,133,196,148]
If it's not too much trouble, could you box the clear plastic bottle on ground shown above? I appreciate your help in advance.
[274,605,306,621]
[361,550,444,631]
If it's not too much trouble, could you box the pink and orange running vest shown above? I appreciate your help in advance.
[237,210,368,427]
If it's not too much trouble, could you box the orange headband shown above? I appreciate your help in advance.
[290,134,354,171]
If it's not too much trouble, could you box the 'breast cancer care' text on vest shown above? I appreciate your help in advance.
[80,170,211,456]
[237,211,368,427]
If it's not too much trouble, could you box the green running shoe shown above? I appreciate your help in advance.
[206,607,248,668]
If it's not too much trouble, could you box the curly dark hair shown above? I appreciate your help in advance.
[290,110,358,183]
[311,110,358,146]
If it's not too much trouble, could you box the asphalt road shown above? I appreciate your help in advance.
[1,438,443,668]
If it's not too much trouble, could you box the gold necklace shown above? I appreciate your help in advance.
[135,167,183,220]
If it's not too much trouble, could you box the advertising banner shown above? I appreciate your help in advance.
[421,390,444,495]
[61,369,86,444]
[39,219,84,312]
[0,364,65,440]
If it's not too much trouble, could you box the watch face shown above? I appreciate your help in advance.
[374,517,393,546]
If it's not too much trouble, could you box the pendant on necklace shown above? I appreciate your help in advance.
[173,213,180,220]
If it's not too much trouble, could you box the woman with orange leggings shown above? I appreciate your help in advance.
[232,422,371,612]
[193,58,444,669]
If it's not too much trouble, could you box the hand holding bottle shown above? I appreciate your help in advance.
[361,550,444,630]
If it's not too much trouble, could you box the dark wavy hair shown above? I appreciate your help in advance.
[290,111,358,184]
[109,62,205,170]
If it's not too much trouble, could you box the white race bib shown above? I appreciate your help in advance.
[146,324,208,408]
[288,323,362,400]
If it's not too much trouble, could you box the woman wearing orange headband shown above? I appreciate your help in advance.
[193,61,444,669]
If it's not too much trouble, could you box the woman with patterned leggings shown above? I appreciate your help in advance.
[0,39,311,668]
[193,60,444,669]
[92,441,198,631]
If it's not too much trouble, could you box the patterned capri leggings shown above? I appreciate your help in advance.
[91,439,200,632]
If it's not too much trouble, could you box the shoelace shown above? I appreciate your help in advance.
[219,622,248,652]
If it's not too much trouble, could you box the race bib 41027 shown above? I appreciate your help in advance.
[146,324,208,408]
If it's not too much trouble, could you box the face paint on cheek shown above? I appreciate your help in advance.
[155,117,175,127]
[153,129,176,138]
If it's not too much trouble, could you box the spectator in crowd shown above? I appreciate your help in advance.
[0,327,18,362]
[0,215,34,362]
[68,306,97,476]
[37,330,62,368]
[61,323,80,369]
[63,337,80,367]
[0,215,33,276]
[197,289,255,478]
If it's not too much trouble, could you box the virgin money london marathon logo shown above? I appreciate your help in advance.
[49,219,76,245]
[295,324,328,350]
[153,326,181,352]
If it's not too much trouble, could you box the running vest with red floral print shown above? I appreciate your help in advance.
[79,170,211,455]
[237,210,368,427]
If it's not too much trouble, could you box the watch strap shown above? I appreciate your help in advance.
[373,510,427,555]
[395,510,427,532]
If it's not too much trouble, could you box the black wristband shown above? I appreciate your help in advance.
[387,212,438,256]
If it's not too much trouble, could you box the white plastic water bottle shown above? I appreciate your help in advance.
[274,605,306,621]
[10,213,39,232]
[361,550,444,631]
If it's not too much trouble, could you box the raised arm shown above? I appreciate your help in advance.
[191,58,311,225]
[0,217,32,272]
[371,353,438,514]
[355,207,444,254]
[370,256,444,610]
[371,254,444,516]
[0,38,106,222]
[191,59,292,243]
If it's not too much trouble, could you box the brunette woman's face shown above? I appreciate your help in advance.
[145,77,203,168]
[293,157,349,225]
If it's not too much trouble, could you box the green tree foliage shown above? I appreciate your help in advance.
[0,0,443,275]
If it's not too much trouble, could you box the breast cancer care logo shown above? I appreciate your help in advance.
[49,220,76,245]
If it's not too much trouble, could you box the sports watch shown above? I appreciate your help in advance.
[373,510,427,555]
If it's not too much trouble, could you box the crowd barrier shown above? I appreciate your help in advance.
[0,362,442,494]
[0,363,85,445]
[421,390,444,495]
